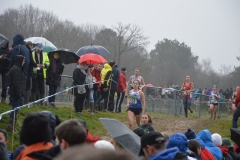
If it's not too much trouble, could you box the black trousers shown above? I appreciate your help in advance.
[116,92,125,112]
[32,75,44,94]
[74,94,85,112]
[108,90,116,112]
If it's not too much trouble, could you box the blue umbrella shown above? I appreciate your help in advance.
[0,33,9,48]
[76,45,110,57]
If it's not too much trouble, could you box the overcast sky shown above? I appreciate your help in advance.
[1,0,240,71]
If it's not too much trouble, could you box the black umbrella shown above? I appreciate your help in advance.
[0,33,9,48]
[48,48,79,64]
[76,45,110,57]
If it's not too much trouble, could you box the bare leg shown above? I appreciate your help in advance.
[210,104,214,119]
[213,105,218,120]
[136,115,141,127]
[128,111,135,130]
[232,104,236,115]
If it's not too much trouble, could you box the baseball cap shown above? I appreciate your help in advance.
[35,43,43,50]
[139,131,165,156]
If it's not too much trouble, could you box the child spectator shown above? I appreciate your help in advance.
[185,128,196,140]
[195,98,200,112]
[139,113,154,133]
[0,129,12,159]
[222,138,237,160]
[188,139,201,160]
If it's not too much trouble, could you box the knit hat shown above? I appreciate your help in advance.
[211,133,222,147]
[0,142,8,160]
[184,128,196,140]
[133,128,144,138]
[222,138,233,148]
[121,67,126,71]
[166,133,189,153]
[94,140,115,151]
[20,113,52,146]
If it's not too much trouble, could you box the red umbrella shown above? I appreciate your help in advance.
[78,53,107,65]
[146,84,153,87]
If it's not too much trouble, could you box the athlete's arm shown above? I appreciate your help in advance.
[141,77,145,86]
[126,77,132,96]
[190,83,195,92]
[127,91,130,108]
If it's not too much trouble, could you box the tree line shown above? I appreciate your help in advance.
[0,4,239,90]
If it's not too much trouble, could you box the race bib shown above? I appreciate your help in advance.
[129,96,137,104]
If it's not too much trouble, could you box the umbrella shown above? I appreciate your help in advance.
[76,45,110,57]
[24,37,57,48]
[78,53,107,65]
[99,118,140,156]
[48,48,79,64]
[0,33,9,48]
[43,46,56,53]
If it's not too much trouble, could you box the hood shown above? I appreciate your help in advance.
[166,133,188,153]
[197,130,214,147]
[104,63,112,70]
[195,137,205,149]
[149,147,179,160]
[14,55,25,68]
[12,34,24,47]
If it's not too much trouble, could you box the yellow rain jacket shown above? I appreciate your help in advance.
[32,51,50,78]
[101,63,112,86]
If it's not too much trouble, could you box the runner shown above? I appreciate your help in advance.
[127,80,146,130]
[127,68,145,93]
[180,75,195,117]
[231,86,239,115]
[209,85,220,120]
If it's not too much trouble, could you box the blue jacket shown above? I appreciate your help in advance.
[197,129,223,160]
[11,34,29,77]
[110,65,120,91]
[149,147,179,160]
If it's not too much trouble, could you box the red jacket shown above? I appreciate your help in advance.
[235,88,240,107]
[117,72,126,92]
[90,67,101,82]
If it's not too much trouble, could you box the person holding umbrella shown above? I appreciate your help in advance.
[46,52,64,108]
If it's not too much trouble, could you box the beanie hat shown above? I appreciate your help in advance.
[94,140,115,151]
[133,128,144,138]
[167,133,189,153]
[20,113,52,146]
[185,128,196,140]
[121,67,126,71]
[211,133,222,147]
[0,142,8,160]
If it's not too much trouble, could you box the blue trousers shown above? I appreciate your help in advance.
[182,96,191,116]
[48,85,57,103]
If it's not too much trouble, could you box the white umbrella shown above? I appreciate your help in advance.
[24,37,57,48]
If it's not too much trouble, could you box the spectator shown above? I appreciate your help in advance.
[90,64,102,111]
[24,41,38,104]
[139,131,188,160]
[7,55,26,134]
[197,129,222,160]
[232,86,240,128]
[116,67,127,113]
[94,140,115,151]
[31,43,50,105]
[184,128,196,140]
[108,61,120,112]
[187,139,201,160]
[0,42,11,103]
[99,63,112,111]
[0,129,12,159]
[194,137,215,160]
[0,142,8,160]
[55,145,135,160]
[46,51,64,108]
[16,113,53,160]
[139,113,154,133]
[73,61,87,115]
[10,34,29,78]
[222,138,237,160]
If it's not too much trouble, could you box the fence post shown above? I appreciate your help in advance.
[198,94,201,118]
[174,90,177,116]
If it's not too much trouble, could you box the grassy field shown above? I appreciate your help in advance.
[0,102,234,152]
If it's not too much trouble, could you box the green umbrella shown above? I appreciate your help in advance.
[43,46,56,53]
